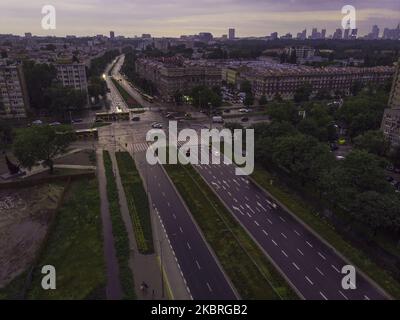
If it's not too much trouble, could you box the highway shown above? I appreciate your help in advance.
[104,55,129,113]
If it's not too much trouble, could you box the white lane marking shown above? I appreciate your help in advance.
[179,227,183,233]
[246,212,252,218]
[187,242,191,250]
[281,232,288,239]
[294,230,301,236]
[167,202,171,207]
[297,248,304,256]
[279,216,286,222]
[173,214,177,219]
[339,290,349,300]
[306,241,313,248]
[364,295,370,300]
[245,204,255,214]
[254,220,260,227]
[267,218,273,225]
[272,240,278,247]
[206,282,213,292]
[316,267,325,276]
[331,265,340,273]
[256,194,260,200]
[292,262,300,271]
[245,196,250,201]
[158,183,161,187]
[272,203,277,209]
[281,250,288,258]
[227,191,232,196]
[318,252,327,260]
[305,276,314,285]
[233,198,238,203]
[262,229,269,236]
[320,291,328,300]
[257,202,267,211]
[195,260,201,270]
[162,192,166,197]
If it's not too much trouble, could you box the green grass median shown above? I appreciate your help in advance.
[103,151,136,299]
[165,163,298,300]
[116,152,154,254]
[111,78,142,109]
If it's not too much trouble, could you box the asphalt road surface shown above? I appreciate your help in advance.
[126,144,237,300]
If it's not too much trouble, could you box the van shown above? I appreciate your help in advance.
[212,116,224,123]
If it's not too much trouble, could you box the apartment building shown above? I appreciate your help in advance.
[230,64,394,100]
[55,61,88,93]
[135,57,222,101]
[0,62,30,119]
[381,59,400,146]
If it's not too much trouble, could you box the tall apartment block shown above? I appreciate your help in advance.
[55,62,88,93]
[381,59,400,146]
[0,62,30,120]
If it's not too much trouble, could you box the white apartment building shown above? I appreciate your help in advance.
[55,62,88,92]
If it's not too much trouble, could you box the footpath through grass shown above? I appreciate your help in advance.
[111,78,142,109]
[103,151,136,299]
[165,163,298,300]
[252,166,400,299]
[116,152,154,254]
[28,178,106,299]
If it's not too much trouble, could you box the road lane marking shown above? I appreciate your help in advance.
[179,227,183,233]
[281,232,288,239]
[306,241,313,248]
[318,252,327,260]
[257,202,267,211]
[339,290,349,300]
[167,202,171,207]
[279,216,286,222]
[281,250,288,258]
[267,218,273,225]
[195,260,201,270]
[294,230,301,236]
[316,267,325,276]
[262,229,269,236]
[305,276,314,285]
[320,291,328,300]
[292,262,300,270]
[162,192,166,197]
[233,198,238,203]
[254,220,260,226]
[364,295,370,300]
[173,214,177,219]
[331,265,340,273]
[297,249,304,256]
[272,240,278,247]
[206,283,213,292]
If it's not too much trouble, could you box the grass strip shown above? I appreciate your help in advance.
[252,166,400,299]
[103,151,135,299]
[27,178,106,299]
[115,152,154,254]
[165,163,298,300]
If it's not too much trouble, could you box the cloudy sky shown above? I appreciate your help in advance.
[0,0,399,37]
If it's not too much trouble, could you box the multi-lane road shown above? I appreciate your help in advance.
[169,128,388,300]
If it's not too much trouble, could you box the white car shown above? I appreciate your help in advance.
[239,108,250,113]
[152,122,163,129]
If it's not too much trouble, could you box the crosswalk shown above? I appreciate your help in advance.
[131,140,210,154]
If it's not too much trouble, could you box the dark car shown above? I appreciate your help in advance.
[223,109,231,113]
[241,117,249,122]
[132,117,140,121]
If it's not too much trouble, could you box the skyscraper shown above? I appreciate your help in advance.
[228,28,235,40]
[110,31,115,39]
[332,28,343,40]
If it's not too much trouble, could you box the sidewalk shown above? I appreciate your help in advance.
[110,151,166,300]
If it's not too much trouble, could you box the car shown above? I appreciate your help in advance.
[241,117,249,122]
[239,108,250,113]
[336,155,345,160]
[31,120,43,125]
[132,117,140,121]
[151,122,163,129]
[49,122,61,126]
[223,109,231,113]
[72,119,83,123]
[386,176,395,183]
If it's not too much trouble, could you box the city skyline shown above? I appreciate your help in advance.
[0,0,399,38]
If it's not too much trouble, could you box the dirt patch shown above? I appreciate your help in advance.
[54,149,95,166]
[0,184,64,288]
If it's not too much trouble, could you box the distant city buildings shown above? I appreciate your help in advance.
[382,59,400,146]
[296,29,307,40]
[0,62,30,120]
[110,31,115,39]
[332,28,343,40]
[382,24,400,40]
[228,28,235,40]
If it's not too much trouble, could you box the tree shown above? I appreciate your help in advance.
[267,102,299,124]
[45,86,87,119]
[389,146,400,169]
[13,125,75,174]
[294,84,313,103]
[191,86,222,109]
[259,95,268,106]
[0,121,13,151]
[354,130,390,157]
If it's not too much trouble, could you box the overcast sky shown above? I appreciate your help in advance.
[0,0,399,37]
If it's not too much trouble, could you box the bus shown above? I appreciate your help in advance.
[141,93,154,103]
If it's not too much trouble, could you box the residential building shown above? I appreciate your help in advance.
[135,57,222,101]
[55,61,88,93]
[382,59,400,146]
[110,31,115,39]
[0,62,30,119]
[228,28,235,40]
